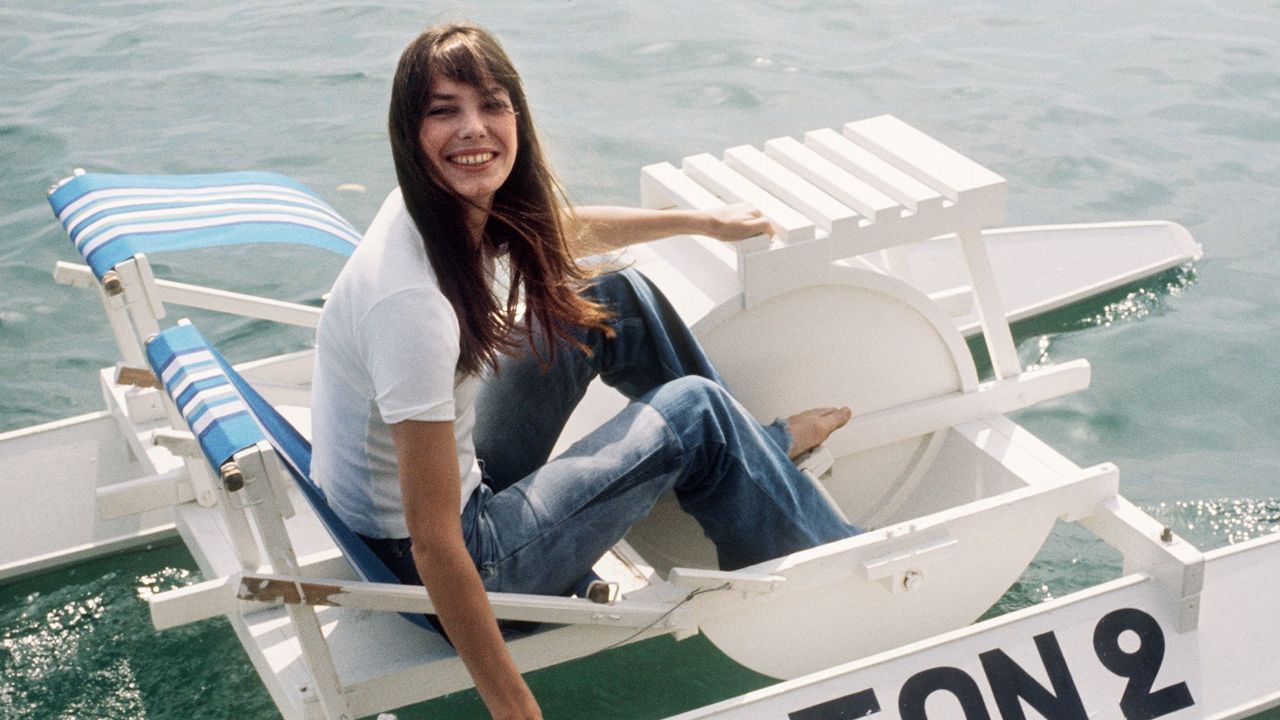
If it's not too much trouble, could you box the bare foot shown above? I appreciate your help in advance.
[786,406,853,459]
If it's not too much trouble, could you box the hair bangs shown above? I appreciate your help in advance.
[429,31,515,100]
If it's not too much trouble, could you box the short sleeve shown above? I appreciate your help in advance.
[358,286,461,425]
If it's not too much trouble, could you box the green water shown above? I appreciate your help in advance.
[3,0,1279,717]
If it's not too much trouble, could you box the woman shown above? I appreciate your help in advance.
[311,23,857,719]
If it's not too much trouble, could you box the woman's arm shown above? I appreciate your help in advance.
[564,203,773,257]
[391,420,541,720]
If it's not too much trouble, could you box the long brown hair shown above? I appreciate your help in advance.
[389,23,612,375]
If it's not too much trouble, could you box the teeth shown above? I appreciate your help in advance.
[452,153,494,166]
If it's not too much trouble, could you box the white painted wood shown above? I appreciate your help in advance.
[52,260,97,289]
[151,429,201,458]
[681,153,815,243]
[0,409,179,581]
[235,444,354,720]
[149,573,239,630]
[665,575,1173,719]
[679,463,1118,678]
[95,467,192,519]
[844,115,1007,208]
[639,235,742,310]
[668,568,787,595]
[957,227,1022,379]
[156,279,323,328]
[1080,495,1205,631]
[642,161,770,255]
[737,235,832,308]
[115,256,163,338]
[941,221,1200,336]
[233,573,691,629]
[804,128,944,216]
[100,282,148,368]
[52,259,324,327]
[676,535,1280,719]
[829,360,1090,457]
[763,136,901,223]
[145,366,221,510]
[723,145,861,237]
[924,283,974,318]
[859,534,958,582]
[857,431,946,530]
[134,253,165,319]
[1200,533,1280,718]
[641,161,724,211]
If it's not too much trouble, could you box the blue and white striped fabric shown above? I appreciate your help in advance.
[148,323,264,473]
[146,323,432,632]
[48,171,361,280]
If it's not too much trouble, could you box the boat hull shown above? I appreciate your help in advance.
[668,532,1280,720]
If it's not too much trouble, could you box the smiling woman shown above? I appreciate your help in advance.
[309,21,855,720]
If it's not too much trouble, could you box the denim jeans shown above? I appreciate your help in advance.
[371,268,858,597]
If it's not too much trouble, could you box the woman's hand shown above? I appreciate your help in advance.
[699,203,774,242]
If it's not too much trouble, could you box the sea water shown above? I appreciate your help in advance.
[1,1,1278,717]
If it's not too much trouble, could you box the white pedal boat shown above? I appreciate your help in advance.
[4,115,1274,720]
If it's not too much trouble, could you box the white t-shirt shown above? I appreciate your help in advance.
[310,188,483,539]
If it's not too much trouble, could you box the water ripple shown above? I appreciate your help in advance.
[1148,498,1280,549]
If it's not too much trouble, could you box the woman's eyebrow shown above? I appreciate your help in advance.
[426,86,508,102]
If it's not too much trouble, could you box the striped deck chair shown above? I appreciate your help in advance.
[47,171,361,506]
[146,321,419,622]
[145,320,398,719]
[143,321,684,720]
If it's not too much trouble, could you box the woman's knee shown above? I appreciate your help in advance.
[646,376,734,429]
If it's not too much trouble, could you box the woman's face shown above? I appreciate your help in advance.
[418,74,519,212]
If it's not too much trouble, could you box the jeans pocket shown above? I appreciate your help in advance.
[463,484,500,588]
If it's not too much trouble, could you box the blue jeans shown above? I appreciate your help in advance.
[372,269,858,597]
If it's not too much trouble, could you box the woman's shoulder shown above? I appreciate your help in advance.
[328,189,446,314]
[347,190,437,275]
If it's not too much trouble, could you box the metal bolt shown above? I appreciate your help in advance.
[221,462,245,492]
[1160,526,1174,543]
[586,580,617,605]
[101,270,124,296]
[901,571,923,591]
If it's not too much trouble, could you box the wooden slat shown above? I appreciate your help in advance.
[764,136,901,223]
[843,115,1006,202]
[723,145,861,238]
[824,359,1090,456]
[53,261,324,329]
[681,153,815,244]
[957,228,1021,380]
[236,574,693,629]
[641,162,769,255]
[641,161,725,211]
[95,467,192,519]
[804,128,945,216]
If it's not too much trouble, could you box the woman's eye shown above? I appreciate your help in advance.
[427,106,457,117]
[484,100,513,114]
